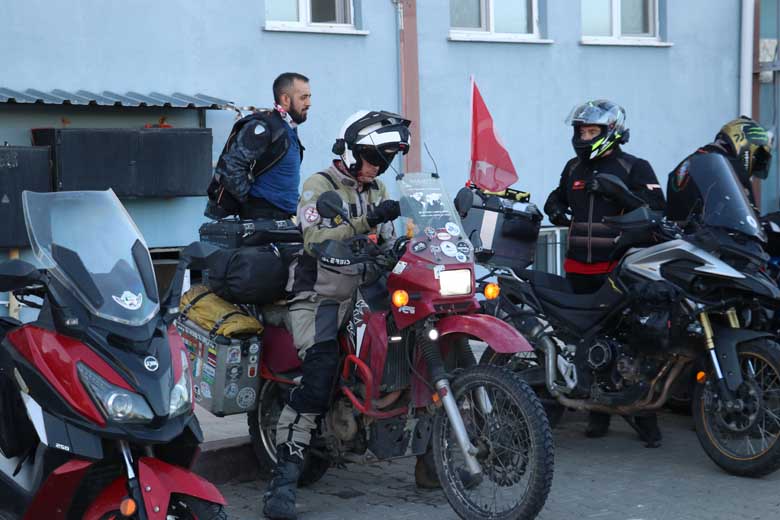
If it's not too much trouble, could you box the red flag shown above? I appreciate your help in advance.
[469,79,518,192]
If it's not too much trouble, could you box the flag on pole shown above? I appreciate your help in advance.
[469,78,518,192]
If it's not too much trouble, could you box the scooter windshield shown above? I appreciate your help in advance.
[686,153,766,242]
[22,190,160,326]
[398,173,468,243]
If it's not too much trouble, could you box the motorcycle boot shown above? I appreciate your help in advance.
[263,443,305,520]
[628,414,662,448]
[585,411,611,438]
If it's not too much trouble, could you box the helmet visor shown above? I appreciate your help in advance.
[565,102,622,127]
[359,147,398,167]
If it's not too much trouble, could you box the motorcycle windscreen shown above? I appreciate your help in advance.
[687,153,766,242]
[398,172,470,244]
[22,189,160,326]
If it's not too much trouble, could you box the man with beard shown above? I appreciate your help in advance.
[205,72,311,220]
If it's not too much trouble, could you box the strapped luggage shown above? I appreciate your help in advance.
[199,217,301,249]
[179,285,262,338]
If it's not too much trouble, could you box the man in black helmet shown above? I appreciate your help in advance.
[667,116,773,223]
[544,99,666,445]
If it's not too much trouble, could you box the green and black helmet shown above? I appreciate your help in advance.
[716,116,773,180]
[566,99,629,162]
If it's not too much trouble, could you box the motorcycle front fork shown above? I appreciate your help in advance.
[119,440,151,520]
[419,329,490,477]
[699,309,740,404]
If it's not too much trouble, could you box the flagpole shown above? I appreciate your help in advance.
[467,74,475,185]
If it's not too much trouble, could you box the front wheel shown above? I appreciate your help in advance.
[432,365,554,520]
[166,495,226,519]
[693,338,780,477]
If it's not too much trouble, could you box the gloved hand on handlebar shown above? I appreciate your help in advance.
[367,200,401,227]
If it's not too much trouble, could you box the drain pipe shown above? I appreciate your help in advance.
[395,0,422,172]
[740,0,755,117]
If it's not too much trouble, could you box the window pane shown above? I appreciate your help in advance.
[493,0,532,34]
[450,0,482,29]
[311,0,351,24]
[582,0,612,36]
[621,0,652,35]
[267,0,299,22]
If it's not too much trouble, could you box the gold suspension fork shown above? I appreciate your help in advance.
[699,310,737,402]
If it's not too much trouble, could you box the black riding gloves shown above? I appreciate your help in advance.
[367,200,401,227]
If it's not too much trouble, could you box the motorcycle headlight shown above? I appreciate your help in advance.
[169,350,193,417]
[439,269,472,296]
[77,362,154,424]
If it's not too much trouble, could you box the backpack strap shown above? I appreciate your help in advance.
[316,171,340,191]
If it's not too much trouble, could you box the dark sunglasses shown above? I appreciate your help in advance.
[360,148,397,167]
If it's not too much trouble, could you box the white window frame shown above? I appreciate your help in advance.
[265,0,368,36]
[448,0,552,44]
[581,0,671,47]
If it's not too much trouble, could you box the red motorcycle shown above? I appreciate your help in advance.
[247,173,554,519]
[0,190,226,519]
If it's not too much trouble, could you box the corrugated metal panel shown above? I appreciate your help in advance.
[0,88,232,109]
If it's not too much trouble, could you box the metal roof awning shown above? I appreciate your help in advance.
[0,88,233,109]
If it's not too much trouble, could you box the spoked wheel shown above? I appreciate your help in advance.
[480,347,565,429]
[693,338,780,477]
[247,379,330,486]
[432,365,554,520]
[166,495,227,519]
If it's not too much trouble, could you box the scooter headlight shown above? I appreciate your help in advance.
[77,362,154,423]
[169,350,193,417]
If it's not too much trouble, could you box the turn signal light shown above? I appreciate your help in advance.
[120,497,137,517]
[696,371,707,384]
[483,283,500,300]
[392,290,409,308]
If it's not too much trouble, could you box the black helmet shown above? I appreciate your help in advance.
[715,116,773,180]
[566,99,629,162]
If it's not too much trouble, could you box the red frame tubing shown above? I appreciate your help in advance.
[82,458,225,520]
[340,355,405,419]
[436,314,534,354]
[23,459,93,520]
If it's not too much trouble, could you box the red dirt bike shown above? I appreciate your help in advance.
[247,173,554,519]
[0,190,226,519]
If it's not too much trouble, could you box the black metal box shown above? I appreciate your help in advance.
[0,146,52,247]
[32,128,212,197]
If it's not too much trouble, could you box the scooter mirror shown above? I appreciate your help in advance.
[454,188,475,218]
[316,191,348,220]
[0,259,43,292]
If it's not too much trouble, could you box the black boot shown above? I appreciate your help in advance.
[585,412,611,438]
[263,455,302,520]
[415,450,440,489]
[634,414,662,448]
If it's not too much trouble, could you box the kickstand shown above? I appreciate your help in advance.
[621,415,661,449]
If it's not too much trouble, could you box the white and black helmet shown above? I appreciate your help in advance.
[332,110,411,175]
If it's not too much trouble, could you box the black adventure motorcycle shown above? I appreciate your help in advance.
[463,153,780,477]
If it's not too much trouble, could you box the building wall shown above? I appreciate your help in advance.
[0,0,401,247]
[416,0,741,213]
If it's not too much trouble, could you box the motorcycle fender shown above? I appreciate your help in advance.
[712,326,774,392]
[83,458,226,520]
[437,314,533,354]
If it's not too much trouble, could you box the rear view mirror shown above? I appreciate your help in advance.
[454,188,475,218]
[0,260,43,292]
[595,173,646,209]
[316,191,347,220]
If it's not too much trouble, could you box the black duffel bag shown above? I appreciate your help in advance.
[205,244,298,304]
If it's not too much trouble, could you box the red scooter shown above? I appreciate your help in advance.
[0,190,225,519]
[248,173,554,519]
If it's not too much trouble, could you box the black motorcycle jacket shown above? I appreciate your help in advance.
[205,109,303,218]
[666,143,756,223]
[544,149,666,266]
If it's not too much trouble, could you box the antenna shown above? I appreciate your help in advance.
[423,142,439,178]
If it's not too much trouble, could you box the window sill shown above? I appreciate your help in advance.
[580,37,673,47]
[264,22,368,36]
[448,30,553,44]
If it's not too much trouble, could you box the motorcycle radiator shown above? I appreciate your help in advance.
[380,340,411,392]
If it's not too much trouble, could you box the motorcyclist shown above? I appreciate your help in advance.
[262,110,410,520]
[666,116,772,223]
[543,99,666,445]
[205,72,311,220]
